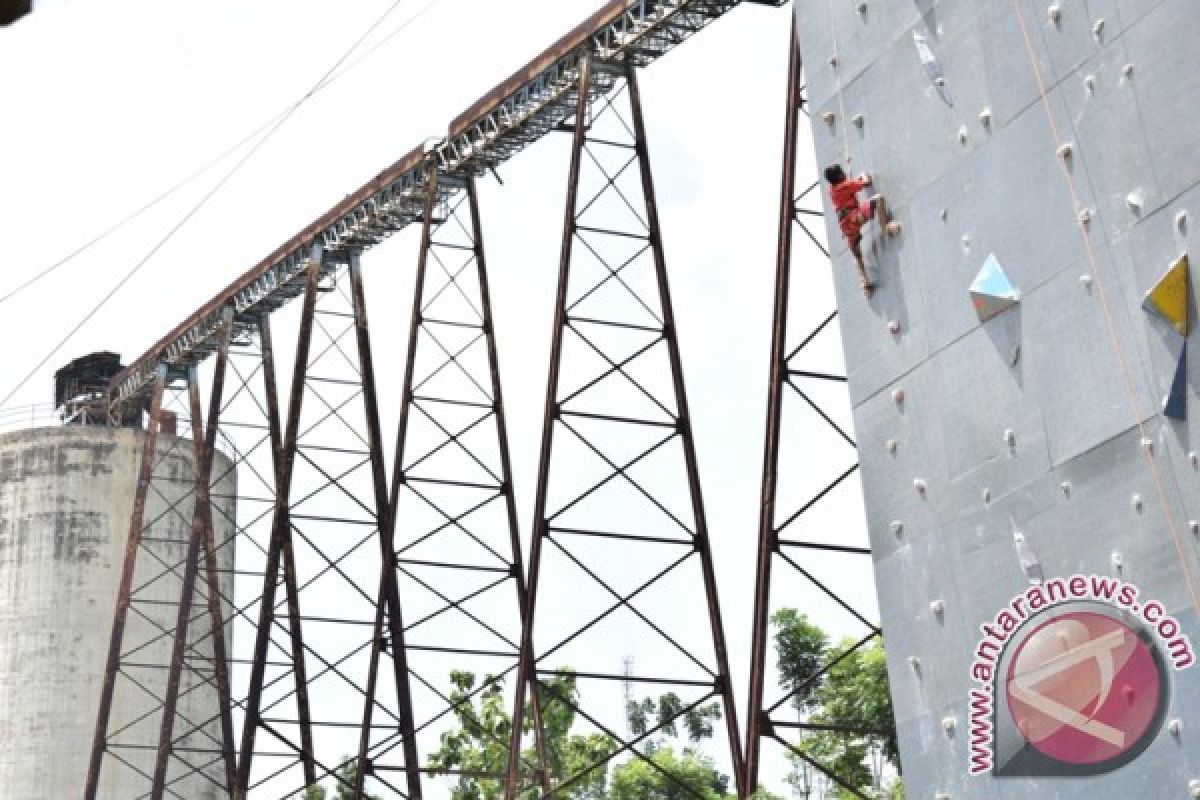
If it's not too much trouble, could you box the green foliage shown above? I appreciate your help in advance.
[427,668,735,800]
[294,756,379,800]
[770,611,899,797]
[608,746,727,800]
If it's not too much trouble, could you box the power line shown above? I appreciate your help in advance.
[0,0,439,309]
[0,0,439,410]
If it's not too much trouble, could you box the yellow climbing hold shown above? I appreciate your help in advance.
[1142,254,1190,336]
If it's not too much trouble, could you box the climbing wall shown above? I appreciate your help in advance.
[796,0,1200,796]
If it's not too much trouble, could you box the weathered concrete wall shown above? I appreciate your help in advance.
[0,426,234,799]
[796,0,1200,796]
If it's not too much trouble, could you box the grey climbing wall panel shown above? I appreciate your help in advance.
[796,0,1200,796]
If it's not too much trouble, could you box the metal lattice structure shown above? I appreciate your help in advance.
[743,20,886,800]
[80,3,900,799]
[503,57,744,800]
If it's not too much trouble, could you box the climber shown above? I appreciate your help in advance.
[823,164,901,295]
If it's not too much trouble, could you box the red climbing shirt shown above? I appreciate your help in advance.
[830,177,873,241]
[829,177,867,213]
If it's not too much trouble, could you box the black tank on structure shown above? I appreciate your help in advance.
[54,352,142,427]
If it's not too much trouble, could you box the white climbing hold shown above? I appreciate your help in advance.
[982,487,992,503]
[909,655,921,671]
[1141,436,1154,454]
[1168,718,1182,736]
[1190,520,1199,536]
[1190,779,1200,799]
[1111,551,1124,569]
[1080,274,1093,289]
[1127,189,1145,214]
[914,478,928,495]
[1057,142,1074,160]
[958,125,969,145]
[1093,18,1105,38]
[1132,494,1144,512]
[1078,208,1093,227]
[851,113,865,129]
[1084,74,1096,94]
[979,107,992,128]
[1047,3,1062,24]
[941,716,956,735]
[890,520,905,537]
[961,234,971,252]
[1122,63,1135,80]
[940,208,948,222]
[930,599,945,615]
[892,388,906,405]
[822,111,837,127]
[856,1,868,14]
[1060,481,1072,497]
[885,439,898,454]
[1004,429,1016,447]
[1177,210,1188,234]
[888,319,902,334]
[1190,451,1199,468]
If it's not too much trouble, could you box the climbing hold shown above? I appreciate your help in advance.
[961,234,972,252]
[886,438,898,453]
[1078,207,1093,227]
[892,388,906,405]
[1132,494,1144,512]
[1141,436,1155,454]
[914,478,928,495]
[1190,779,1200,799]
[1191,452,1199,468]
[1142,254,1191,336]
[851,113,865,129]
[856,1,868,15]
[1122,63,1135,80]
[1047,3,1062,24]
[979,107,992,128]
[1178,210,1189,235]
[891,520,905,537]
[1126,188,1145,215]
[1079,274,1093,289]
[970,254,1021,322]
[1190,520,1199,535]
[822,110,837,127]
[888,319,902,334]
[940,208,948,222]
[1092,18,1106,38]
[1164,341,1188,420]
[1060,481,1072,497]
[1111,551,1124,570]
[829,55,839,68]
[930,599,945,615]
[1169,718,1183,736]
[1014,531,1044,585]
[982,487,992,503]
[1084,74,1096,94]
[1056,141,1074,160]
[1004,429,1016,447]
[941,716,956,735]
[909,655,922,672]
[958,125,969,145]
[1009,344,1022,367]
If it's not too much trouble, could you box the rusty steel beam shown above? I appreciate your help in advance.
[85,364,169,800]
[236,248,325,797]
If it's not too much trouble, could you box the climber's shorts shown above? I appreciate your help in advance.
[838,200,874,241]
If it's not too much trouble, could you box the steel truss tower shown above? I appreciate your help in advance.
[504,56,744,800]
[743,20,886,800]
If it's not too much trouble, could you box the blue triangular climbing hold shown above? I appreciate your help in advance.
[970,254,1020,322]
[1164,341,1187,420]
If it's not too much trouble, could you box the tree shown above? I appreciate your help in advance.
[427,669,738,800]
[770,610,900,798]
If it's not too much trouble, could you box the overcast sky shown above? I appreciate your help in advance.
[0,0,875,794]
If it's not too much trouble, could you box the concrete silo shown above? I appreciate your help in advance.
[0,423,235,798]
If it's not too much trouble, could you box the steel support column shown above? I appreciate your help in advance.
[506,55,744,800]
[743,20,884,800]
